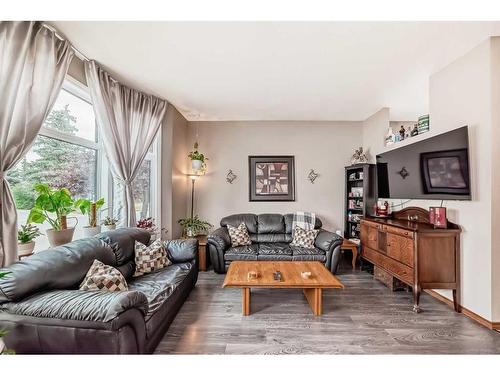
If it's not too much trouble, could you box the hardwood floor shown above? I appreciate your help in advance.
[155,263,500,354]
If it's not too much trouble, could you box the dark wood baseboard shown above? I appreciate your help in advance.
[425,289,500,331]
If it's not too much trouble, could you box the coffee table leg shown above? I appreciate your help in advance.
[303,288,322,315]
[242,288,250,316]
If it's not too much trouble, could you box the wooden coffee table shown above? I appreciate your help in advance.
[222,261,344,316]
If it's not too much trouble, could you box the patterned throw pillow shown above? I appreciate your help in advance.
[134,239,171,277]
[227,223,252,247]
[79,259,128,292]
[291,226,319,249]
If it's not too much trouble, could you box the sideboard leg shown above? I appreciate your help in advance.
[412,286,421,313]
[452,289,461,313]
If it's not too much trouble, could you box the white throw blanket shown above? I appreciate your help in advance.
[292,211,316,230]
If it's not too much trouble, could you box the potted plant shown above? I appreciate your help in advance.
[17,223,42,257]
[27,183,76,247]
[101,216,118,231]
[188,142,208,172]
[178,215,213,237]
[74,197,105,237]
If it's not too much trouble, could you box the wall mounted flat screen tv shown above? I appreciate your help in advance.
[376,126,471,200]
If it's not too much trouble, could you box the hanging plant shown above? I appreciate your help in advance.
[188,142,208,172]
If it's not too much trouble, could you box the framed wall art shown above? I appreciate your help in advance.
[248,156,295,201]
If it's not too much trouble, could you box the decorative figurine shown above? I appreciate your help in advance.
[385,127,395,146]
[399,125,406,140]
[350,147,368,165]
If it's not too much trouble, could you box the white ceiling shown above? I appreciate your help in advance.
[52,21,500,122]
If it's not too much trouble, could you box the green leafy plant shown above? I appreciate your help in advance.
[27,183,75,231]
[74,198,105,227]
[17,223,42,244]
[101,216,118,226]
[178,215,213,236]
[188,142,208,171]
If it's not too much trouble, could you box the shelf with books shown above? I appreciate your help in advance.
[344,163,376,240]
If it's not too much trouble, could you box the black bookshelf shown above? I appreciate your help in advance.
[344,163,376,241]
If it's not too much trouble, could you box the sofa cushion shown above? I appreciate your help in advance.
[97,228,150,266]
[224,244,258,261]
[0,238,116,303]
[128,262,193,318]
[257,242,293,260]
[257,214,285,234]
[291,246,327,262]
[221,214,258,234]
[0,289,148,322]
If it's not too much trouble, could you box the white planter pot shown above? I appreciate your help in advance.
[46,227,75,247]
[82,226,101,238]
[18,241,35,257]
[191,159,203,171]
[102,224,116,232]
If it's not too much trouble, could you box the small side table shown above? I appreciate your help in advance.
[341,239,359,269]
[197,235,208,272]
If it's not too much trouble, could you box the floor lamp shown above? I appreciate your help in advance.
[188,174,200,219]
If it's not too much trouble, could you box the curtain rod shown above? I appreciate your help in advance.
[41,22,90,62]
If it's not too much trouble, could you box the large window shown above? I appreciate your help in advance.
[7,78,160,251]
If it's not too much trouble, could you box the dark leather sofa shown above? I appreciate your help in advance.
[0,228,198,354]
[208,213,343,274]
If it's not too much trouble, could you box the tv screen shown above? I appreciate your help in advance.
[376,126,471,200]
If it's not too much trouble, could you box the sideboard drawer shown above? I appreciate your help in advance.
[363,247,413,285]
[386,225,414,239]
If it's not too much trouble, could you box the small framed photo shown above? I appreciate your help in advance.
[429,206,447,228]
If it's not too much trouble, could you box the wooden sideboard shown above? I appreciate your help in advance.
[360,207,461,313]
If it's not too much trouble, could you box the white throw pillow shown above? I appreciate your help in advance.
[227,223,252,247]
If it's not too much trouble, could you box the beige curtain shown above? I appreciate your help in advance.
[84,60,167,227]
[0,21,74,267]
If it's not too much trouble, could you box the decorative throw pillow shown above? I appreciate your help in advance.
[291,226,319,249]
[79,259,128,292]
[227,223,252,247]
[134,239,171,277]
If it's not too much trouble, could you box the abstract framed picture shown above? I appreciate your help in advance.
[249,156,295,201]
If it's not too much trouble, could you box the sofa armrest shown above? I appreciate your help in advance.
[208,227,231,250]
[164,238,198,263]
[315,229,343,253]
[207,227,231,274]
[0,289,148,323]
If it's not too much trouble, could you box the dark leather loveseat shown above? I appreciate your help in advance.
[208,213,343,274]
[0,228,198,354]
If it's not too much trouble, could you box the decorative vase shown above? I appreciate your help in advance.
[102,224,116,232]
[191,160,203,171]
[82,226,101,238]
[46,227,75,247]
[18,241,35,257]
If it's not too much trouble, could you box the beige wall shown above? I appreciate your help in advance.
[187,121,362,232]
[161,105,190,239]
[362,38,497,321]
[362,108,390,162]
